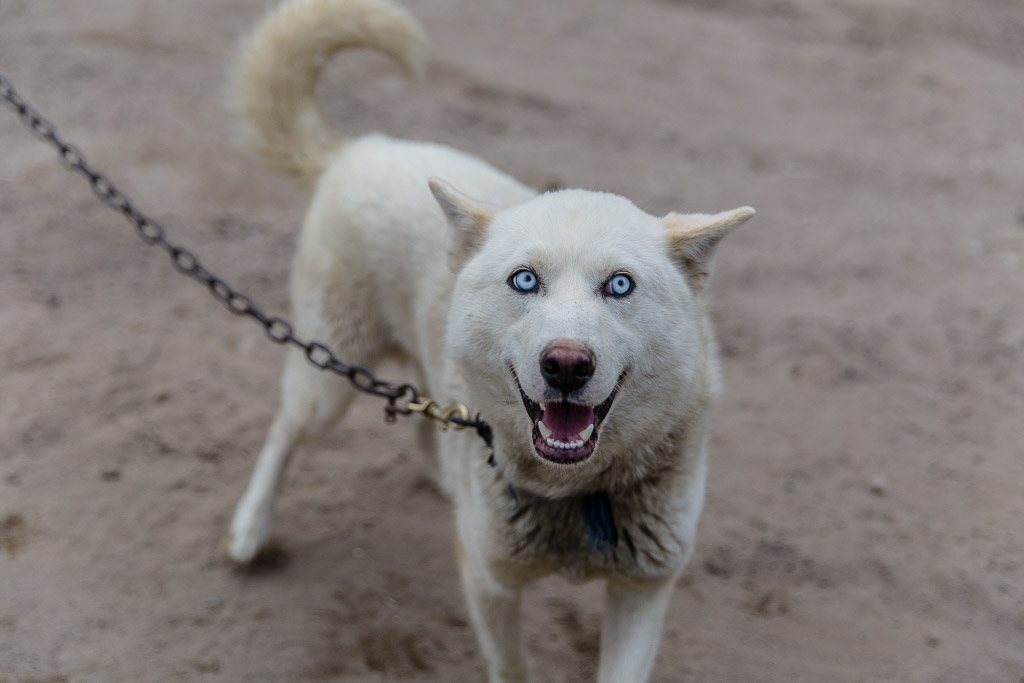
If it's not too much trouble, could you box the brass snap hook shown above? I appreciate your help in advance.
[407,398,471,431]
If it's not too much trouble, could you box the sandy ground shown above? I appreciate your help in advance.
[2,0,1023,680]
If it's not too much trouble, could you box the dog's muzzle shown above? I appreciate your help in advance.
[513,368,620,465]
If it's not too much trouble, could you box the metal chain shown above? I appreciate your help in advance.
[0,71,491,441]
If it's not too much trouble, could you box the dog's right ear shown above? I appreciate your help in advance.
[429,178,494,272]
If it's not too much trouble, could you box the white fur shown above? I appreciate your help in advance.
[227,1,753,680]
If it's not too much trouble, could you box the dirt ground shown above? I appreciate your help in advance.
[1,0,1022,680]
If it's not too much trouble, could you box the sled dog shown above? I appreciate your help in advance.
[227,0,754,680]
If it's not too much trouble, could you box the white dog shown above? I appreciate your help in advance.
[226,0,754,680]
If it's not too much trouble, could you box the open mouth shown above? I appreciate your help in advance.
[513,370,621,465]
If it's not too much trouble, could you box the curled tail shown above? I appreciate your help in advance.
[233,0,427,188]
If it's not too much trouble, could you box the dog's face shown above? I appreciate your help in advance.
[432,179,753,495]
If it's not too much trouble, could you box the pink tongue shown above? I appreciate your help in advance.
[541,401,595,441]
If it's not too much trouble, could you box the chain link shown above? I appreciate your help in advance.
[0,71,491,440]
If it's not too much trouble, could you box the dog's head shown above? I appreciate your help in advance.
[431,178,753,495]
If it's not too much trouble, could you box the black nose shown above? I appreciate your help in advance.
[540,340,595,394]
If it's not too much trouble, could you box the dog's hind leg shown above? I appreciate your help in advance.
[227,278,387,564]
[227,346,357,563]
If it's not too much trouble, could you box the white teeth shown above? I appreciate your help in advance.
[539,423,595,451]
[546,438,585,450]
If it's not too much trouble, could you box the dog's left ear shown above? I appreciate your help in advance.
[429,178,495,272]
[663,206,755,291]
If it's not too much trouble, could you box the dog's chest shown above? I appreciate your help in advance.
[489,476,691,581]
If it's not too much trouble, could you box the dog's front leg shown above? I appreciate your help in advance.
[597,575,676,683]
[459,551,529,683]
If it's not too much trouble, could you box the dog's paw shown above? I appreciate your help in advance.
[227,499,272,564]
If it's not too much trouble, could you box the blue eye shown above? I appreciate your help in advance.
[509,269,539,293]
[604,273,634,297]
